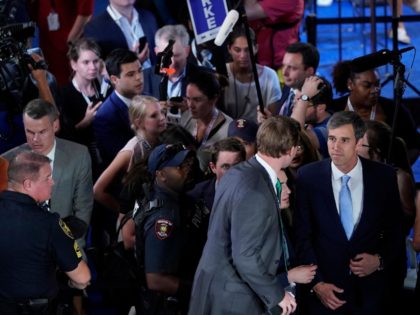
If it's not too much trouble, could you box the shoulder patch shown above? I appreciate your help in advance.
[74,241,82,258]
[59,219,74,239]
[154,219,173,240]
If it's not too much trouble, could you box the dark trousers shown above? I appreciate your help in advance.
[0,299,50,315]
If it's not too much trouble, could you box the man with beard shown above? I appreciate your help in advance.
[134,143,200,315]
[258,42,320,123]
[291,76,332,158]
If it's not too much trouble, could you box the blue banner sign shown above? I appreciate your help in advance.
[187,0,229,44]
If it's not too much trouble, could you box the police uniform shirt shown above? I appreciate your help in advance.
[143,186,187,275]
[0,191,82,300]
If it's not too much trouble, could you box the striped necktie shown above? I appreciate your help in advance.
[280,90,295,116]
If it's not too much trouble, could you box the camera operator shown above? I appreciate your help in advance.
[0,150,91,315]
[0,50,57,154]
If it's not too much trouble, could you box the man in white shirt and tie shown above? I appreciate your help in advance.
[294,111,406,315]
[258,42,320,120]
[84,0,158,66]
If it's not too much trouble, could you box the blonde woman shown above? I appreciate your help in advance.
[94,95,166,214]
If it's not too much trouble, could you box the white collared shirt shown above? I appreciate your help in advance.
[115,90,133,107]
[331,158,364,228]
[167,67,186,98]
[107,4,151,69]
[45,140,57,172]
[255,154,278,192]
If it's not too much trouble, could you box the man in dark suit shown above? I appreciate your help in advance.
[294,111,405,315]
[188,116,300,315]
[83,0,158,64]
[93,49,143,169]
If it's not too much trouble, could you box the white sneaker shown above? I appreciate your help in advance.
[388,27,411,45]
[317,0,333,6]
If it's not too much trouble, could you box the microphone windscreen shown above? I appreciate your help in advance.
[214,10,239,46]
[350,49,392,73]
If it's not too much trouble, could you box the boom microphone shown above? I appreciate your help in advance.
[214,10,239,46]
[350,47,414,73]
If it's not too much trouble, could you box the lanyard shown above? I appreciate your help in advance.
[72,78,101,105]
[347,97,376,120]
[194,109,219,146]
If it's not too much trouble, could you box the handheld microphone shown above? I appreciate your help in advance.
[214,10,239,46]
[350,46,414,73]
[200,49,215,69]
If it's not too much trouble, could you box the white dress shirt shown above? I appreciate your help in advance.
[331,158,364,228]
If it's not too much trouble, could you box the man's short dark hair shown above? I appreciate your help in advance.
[24,99,59,122]
[105,49,139,77]
[186,69,221,100]
[327,111,366,140]
[8,150,50,184]
[285,42,320,71]
[210,138,246,164]
[310,76,333,108]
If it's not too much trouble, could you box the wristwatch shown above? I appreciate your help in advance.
[299,94,311,102]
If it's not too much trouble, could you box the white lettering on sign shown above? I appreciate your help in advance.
[201,0,216,30]
[207,17,216,29]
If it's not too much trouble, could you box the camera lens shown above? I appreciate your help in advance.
[169,106,179,115]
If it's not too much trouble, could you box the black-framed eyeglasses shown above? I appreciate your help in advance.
[156,143,187,170]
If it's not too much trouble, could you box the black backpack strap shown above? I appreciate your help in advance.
[116,209,134,236]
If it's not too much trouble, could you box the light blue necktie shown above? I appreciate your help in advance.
[339,175,353,239]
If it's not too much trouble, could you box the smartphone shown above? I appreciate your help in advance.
[27,47,44,57]
[169,96,183,103]
[139,36,148,52]
[167,97,182,124]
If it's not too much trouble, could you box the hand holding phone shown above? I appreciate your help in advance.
[139,36,148,52]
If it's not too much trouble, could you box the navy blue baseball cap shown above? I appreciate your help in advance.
[148,143,191,174]
[228,119,258,143]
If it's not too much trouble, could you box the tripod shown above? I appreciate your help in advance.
[385,0,419,160]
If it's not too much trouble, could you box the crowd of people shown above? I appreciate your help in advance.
[1,1,420,315]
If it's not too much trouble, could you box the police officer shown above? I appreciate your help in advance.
[135,143,202,315]
[0,150,91,315]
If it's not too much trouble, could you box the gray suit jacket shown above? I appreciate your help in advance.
[2,138,93,226]
[188,157,286,315]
